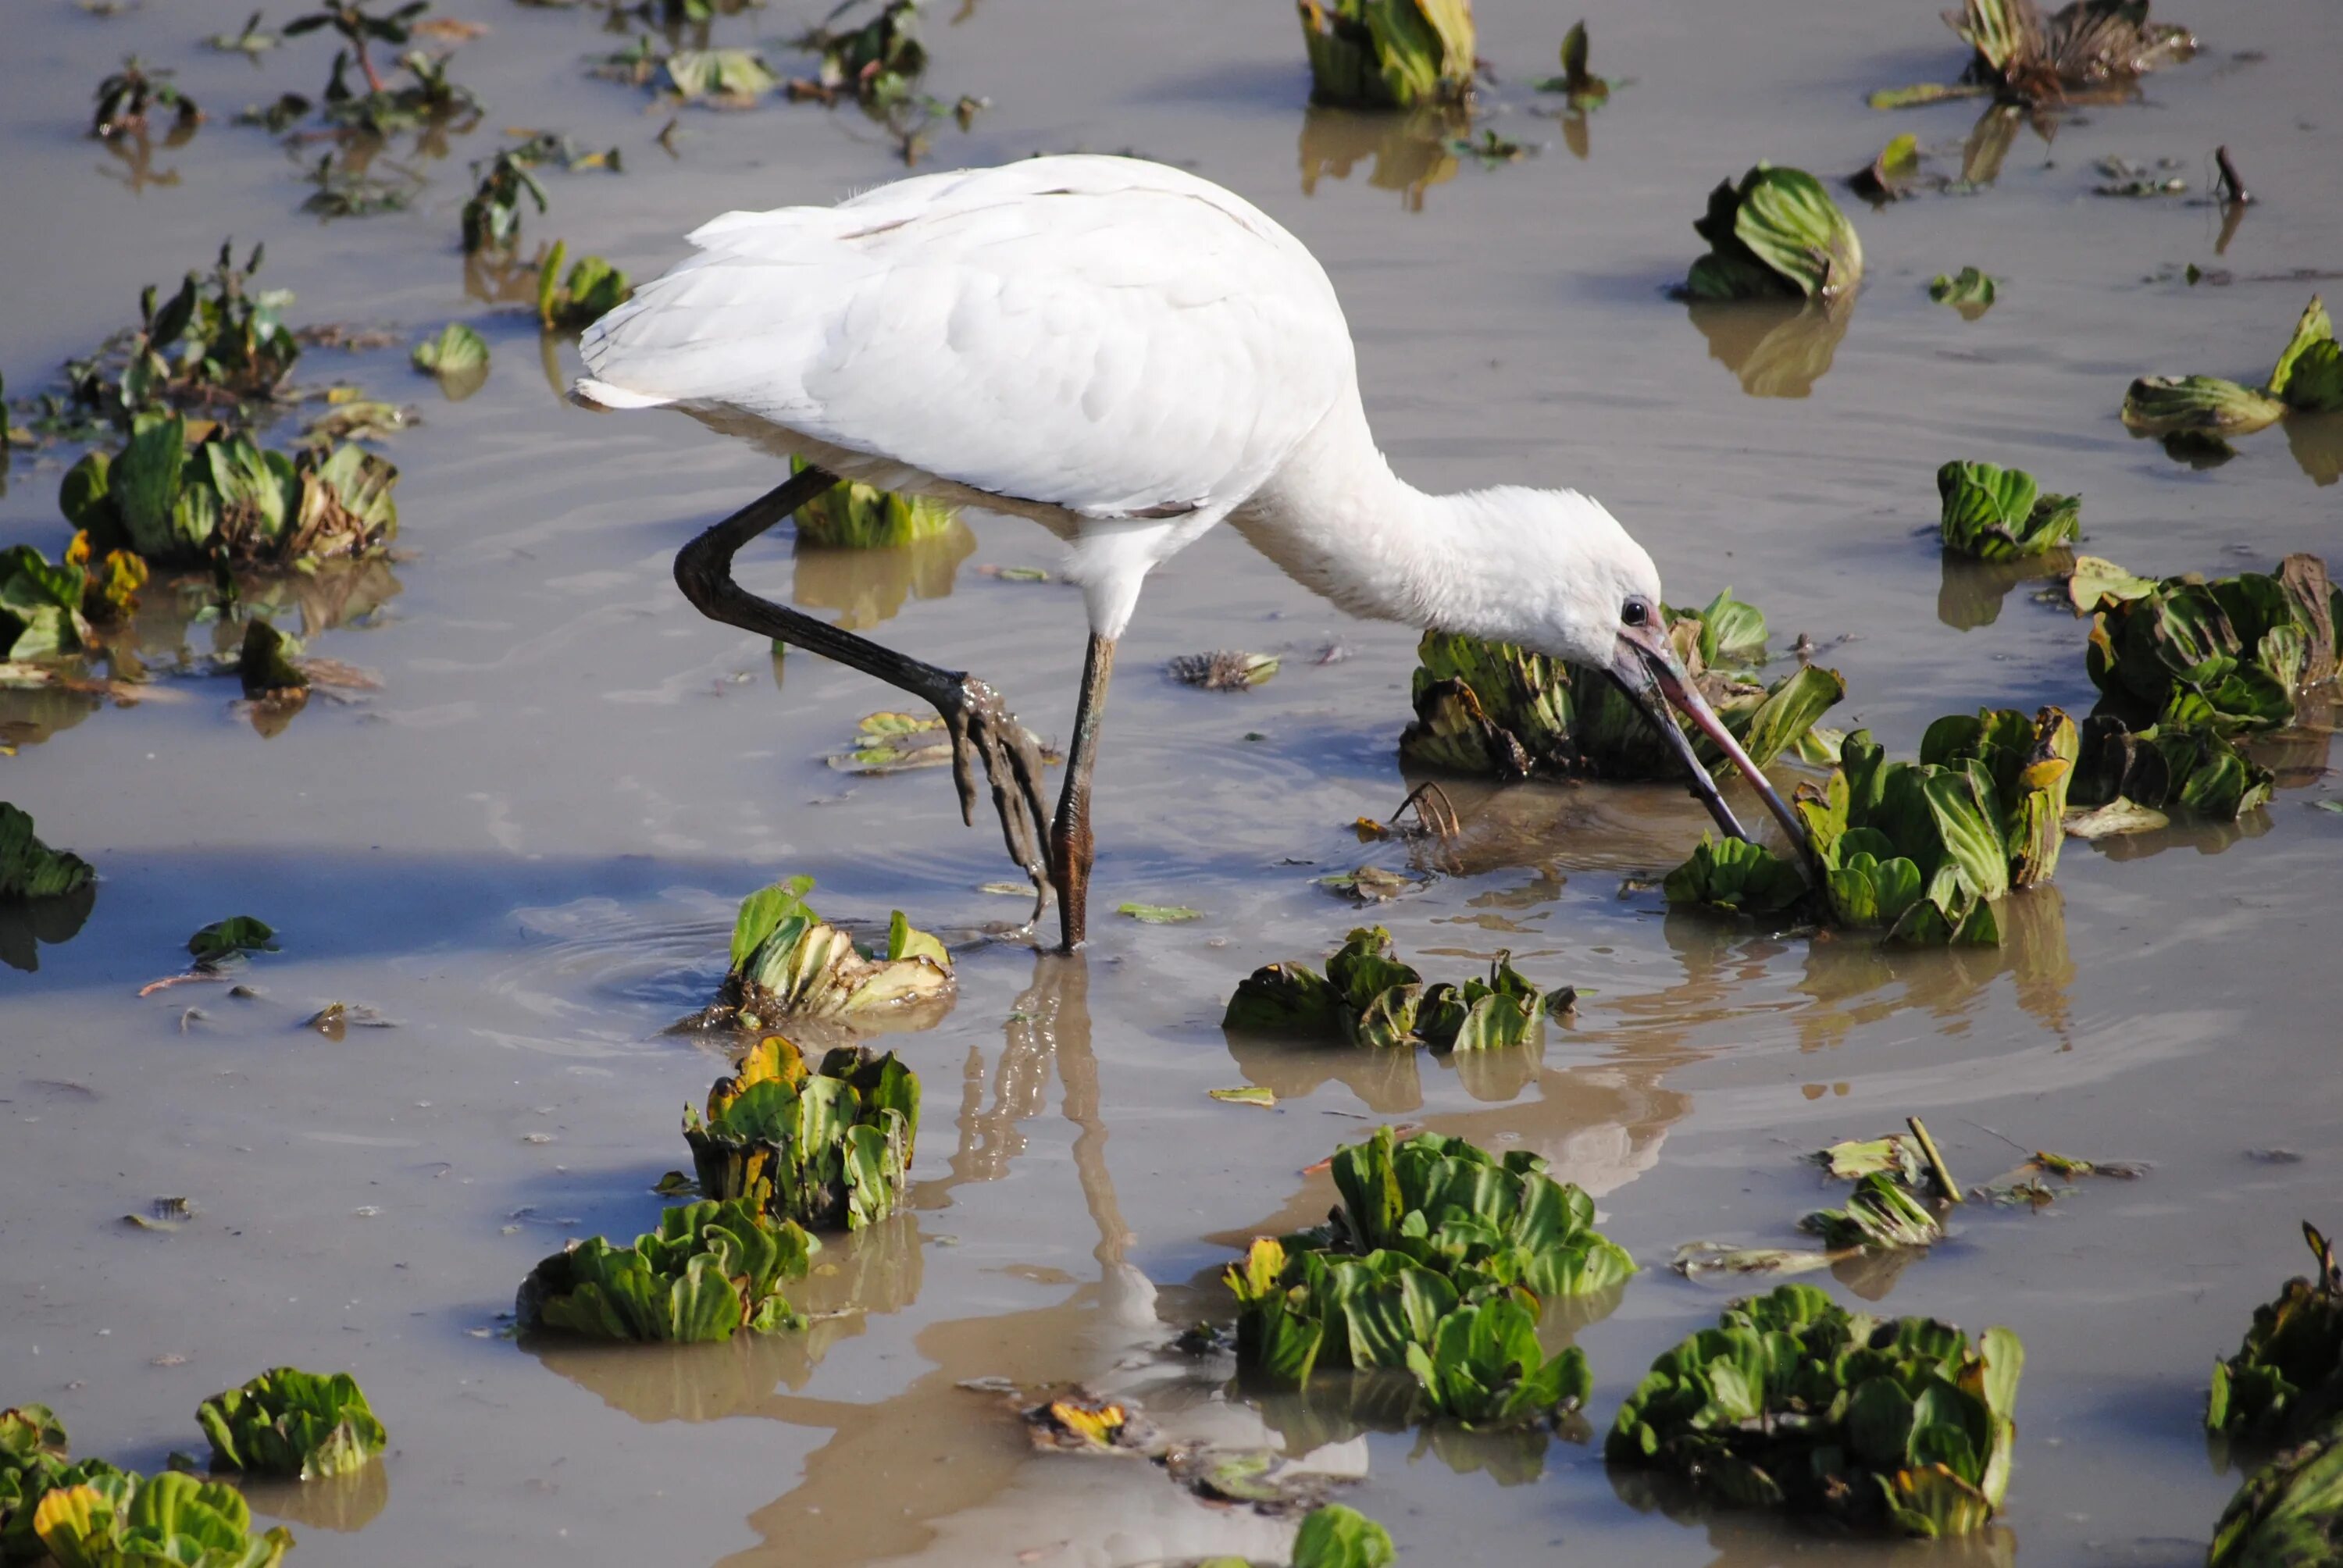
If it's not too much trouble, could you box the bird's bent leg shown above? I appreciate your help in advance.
[1048,633,1118,953]
[673,468,1057,918]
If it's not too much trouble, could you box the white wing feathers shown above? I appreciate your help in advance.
[576,157,1354,522]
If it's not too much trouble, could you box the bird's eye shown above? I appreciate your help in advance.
[1621,600,1649,628]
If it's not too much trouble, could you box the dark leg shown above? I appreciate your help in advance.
[674,467,1057,925]
[1048,633,1118,952]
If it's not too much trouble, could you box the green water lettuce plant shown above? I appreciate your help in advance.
[53,244,300,437]
[2207,1223,2343,1445]
[1685,165,1863,303]
[197,1367,385,1481]
[2084,553,2341,732]
[1297,0,1476,110]
[1938,459,2080,561]
[2069,715,2273,820]
[1400,590,1843,781]
[27,1469,291,1568]
[3,1402,123,1563]
[0,807,96,904]
[0,538,147,659]
[409,323,487,398]
[1608,1284,2024,1538]
[1668,710,2077,946]
[2209,1418,2343,1568]
[787,455,956,547]
[1929,267,1997,313]
[2122,296,2342,440]
[1803,1171,1944,1250]
[1289,1504,1396,1568]
[536,241,632,331]
[1222,925,1567,1051]
[1226,1128,1632,1401]
[707,875,953,1026]
[683,1035,919,1231]
[62,414,398,569]
[516,1197,814,1342]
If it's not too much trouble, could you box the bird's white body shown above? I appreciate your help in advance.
[577,155,1659,665]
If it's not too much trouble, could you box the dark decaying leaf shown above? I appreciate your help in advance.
[1874,0,2196,109]
[2206,1221,2343,1446]
[237,619,308,700]
[188,916,277,965]
[1168,650,1280,690]
[0,804,97,903]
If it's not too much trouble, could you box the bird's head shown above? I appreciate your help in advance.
[1465,488,1815,866]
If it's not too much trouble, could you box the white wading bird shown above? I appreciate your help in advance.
[573,155,1812,953]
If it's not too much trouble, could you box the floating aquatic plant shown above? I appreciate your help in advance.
[1167,650,1280,691]
[284,0,429,95]
[1532,20,1610,109]
[1685,165,1864,304]
[535,241,633,331]
[23,1468,291,1568]
[2209,1417,2343,1568]
[1608,1284,2024,1538]
[791,0,925,107]
[46,244,300,438]
[1297,0,1476,110]
[786,454,956,548]
[2084,553,2340,732]
[515,1197,814,1342]
[408,323,487,398]
[701,875,953,1028]
[1870,0,2196,109]
[2068,714,2273,820]
[1938,459,2080,561]
[197,1367,385,1481]
[0,806,96,903]
[1400,589,1842,781]
[461,150,547,255]
[2208,1223,2343,1446]
[61,414,399,569]
[2123,297,2343,444]
[1929,266,1999,315]
[683,1035,919,1231]
[1667,708,2077,943]
[1226,1127,1632,1408]
[1223,925,1568,1052]
[91,58,202,140]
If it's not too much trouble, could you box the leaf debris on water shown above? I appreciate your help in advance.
[1117,902,1201,924]
[1208,1086,1277,1108]
[1167,650,1278,690]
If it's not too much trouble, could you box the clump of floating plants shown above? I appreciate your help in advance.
[1666,707,2077,945]
[1608,1284,2024,1538]
[1297,0,1476,109]
[91,56,203,140]
[776,1,985,166]
[10,1464,292,1567]
[1928,266,1998,315]
[591,37,782,105]
[535,241,632,331]
[198,1367,386,1482]
[1937,459,2079,561]
[2209,1417,2343,1568]
[1400,589,1843,781]
[2,1404,124,1563]
[691,875,954,1029]
[2123,297,2343,456]
[786,455,957,548]
[0,539,144,661]
[680,1035,920,1231]
[515,1198,815,1343]
[1225,1128,1632,1418]
[0,806,95,904]
[1684,165,1863,303]
[1223,925,1570,1051]
[2207,1222,2343,1447]
[1870,0,2196,109]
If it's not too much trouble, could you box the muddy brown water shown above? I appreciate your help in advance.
[5,0,2342,1563]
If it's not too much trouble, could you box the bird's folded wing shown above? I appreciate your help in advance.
[578,159,1355,520]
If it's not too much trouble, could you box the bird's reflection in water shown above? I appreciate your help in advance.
[1685,298,1853,399]
[791,519,978,632]
[1937,547,2077,631]
[1296,104,1464,213]
[1609,1464,2017,1568]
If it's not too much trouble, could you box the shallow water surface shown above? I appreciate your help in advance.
[4,0,2342,1563]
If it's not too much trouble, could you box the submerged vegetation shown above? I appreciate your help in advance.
[1608,1285,2024,1538]
[515,1198,814,1343]
[698,875,953,1028]
[1399,590,1842,781]
[681,1035,921,1231]
[1223,925,1569,1051]
[198,1368,386,1481]
[1685,165,1863,303]
[1225,1127,1632,1408]
[1297,0,1476,110]
[2207,1223,2343,1446]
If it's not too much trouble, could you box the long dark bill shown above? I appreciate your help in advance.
[1612,638,1819,872]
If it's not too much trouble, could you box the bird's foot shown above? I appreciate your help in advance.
[940,674,1057,930]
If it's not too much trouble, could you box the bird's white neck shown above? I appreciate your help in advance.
[1230,389,1592,651]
